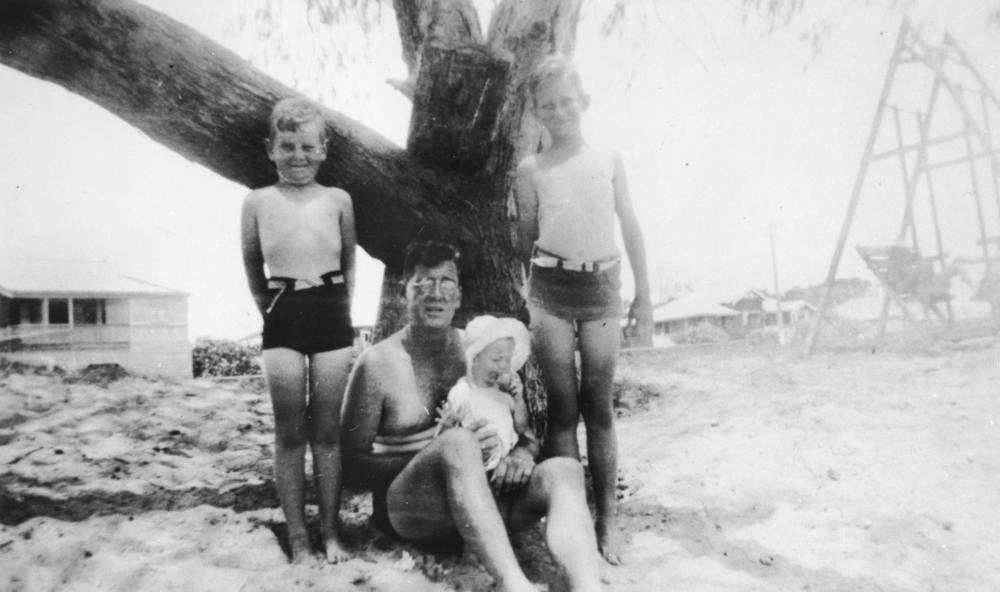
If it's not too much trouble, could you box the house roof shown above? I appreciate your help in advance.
[653,292,739,323]
[728,288,770,304]
[0,259,187,298]
[761,298,816,313]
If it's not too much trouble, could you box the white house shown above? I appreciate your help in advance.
[0,259,191,377]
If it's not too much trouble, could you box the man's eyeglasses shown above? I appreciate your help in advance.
[409,277,459,297]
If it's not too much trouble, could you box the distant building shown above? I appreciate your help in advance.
[0,259,191,377]
[650,292,740,345]
[727,289,816,332]
[727,289,771,330]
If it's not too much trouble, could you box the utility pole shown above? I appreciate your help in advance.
[770,225,786,344]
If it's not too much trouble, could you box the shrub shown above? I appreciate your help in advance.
[673,321,730,345]
[192,338,262,377]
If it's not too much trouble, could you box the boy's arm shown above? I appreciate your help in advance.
[611,151,653,344]
[240,192,269,316]
[337,190,358,300]
[514,158,540,272]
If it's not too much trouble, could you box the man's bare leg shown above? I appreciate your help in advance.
[308,346,354,563]
[509,457,603,592]
[387,428,536,592]
[263,348,315,563]
[578,317,625,565]
[529,307,581,459]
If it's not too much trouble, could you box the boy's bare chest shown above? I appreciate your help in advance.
[258,192,340,234]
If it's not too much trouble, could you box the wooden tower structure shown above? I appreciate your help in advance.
[805,18,1000,353]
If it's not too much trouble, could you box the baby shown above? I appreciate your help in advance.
[437,315,532,472]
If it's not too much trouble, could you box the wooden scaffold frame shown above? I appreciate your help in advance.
[805,18,1000,353]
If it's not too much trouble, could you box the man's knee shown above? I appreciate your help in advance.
[535,457,586,492]
[433,428,483,469]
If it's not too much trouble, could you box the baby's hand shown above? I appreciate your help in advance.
[434,401,467,435]
[498,372,524,398]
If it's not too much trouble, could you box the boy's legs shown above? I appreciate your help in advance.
[529,305,580,459]
[307,346,354,562]
[577,317,623,564]
[387,428,536,592]
[262,347,312,562]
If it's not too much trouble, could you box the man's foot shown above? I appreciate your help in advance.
[323,535,350,564]
[596,518,627,566]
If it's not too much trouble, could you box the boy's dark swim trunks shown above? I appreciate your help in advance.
[262,282,353,354]
[527,261,623,321]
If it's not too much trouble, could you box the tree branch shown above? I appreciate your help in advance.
[0,0,475,267]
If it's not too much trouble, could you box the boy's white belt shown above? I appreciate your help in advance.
[531,247,619,273]
[267,272,344,292]
[265,271,344,314]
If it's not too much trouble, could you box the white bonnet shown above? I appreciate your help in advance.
[463,315,531,373]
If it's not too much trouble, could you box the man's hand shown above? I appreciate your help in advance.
[462,417,501,463]
[490,447,535,495]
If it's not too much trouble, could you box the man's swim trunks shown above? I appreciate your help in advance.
[262,272,353,354]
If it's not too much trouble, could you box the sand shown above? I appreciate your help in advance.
[2,337,998,591]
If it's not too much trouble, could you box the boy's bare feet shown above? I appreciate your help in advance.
[288,532,317,565]
[323,535,350,564]
[596,517,627,566]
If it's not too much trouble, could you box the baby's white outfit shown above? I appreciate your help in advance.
[446,377,518,471]
[444,314,531,471]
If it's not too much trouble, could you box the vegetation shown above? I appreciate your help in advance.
[191,338,262,378]
[673,321,731,345]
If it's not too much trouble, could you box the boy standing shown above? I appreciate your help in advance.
[515,55,653,565]
[241,98,356,563]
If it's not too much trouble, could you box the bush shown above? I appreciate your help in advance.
[672,321,730,345]
[192,338,262,377]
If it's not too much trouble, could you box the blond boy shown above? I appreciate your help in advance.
[241,98,356,563]
[515,55,654,565]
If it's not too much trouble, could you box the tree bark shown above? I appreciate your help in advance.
[392,0,482,73]
[408,43,513,171]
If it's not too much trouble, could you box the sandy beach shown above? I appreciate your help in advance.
[2,336,998,591]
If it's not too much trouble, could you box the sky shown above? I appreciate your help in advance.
[2,1,999,340]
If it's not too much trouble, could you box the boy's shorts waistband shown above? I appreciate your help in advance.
[531,246,620,273]
[267,270,344,291]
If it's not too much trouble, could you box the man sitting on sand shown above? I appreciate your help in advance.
[341,241,603,592]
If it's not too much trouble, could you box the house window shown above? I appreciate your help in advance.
[73,299,105,325]
[9,299,43,325]
[48,299,70,324]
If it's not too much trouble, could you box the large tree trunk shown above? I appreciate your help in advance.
[386,0,583,434]
[0,0,584,432]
